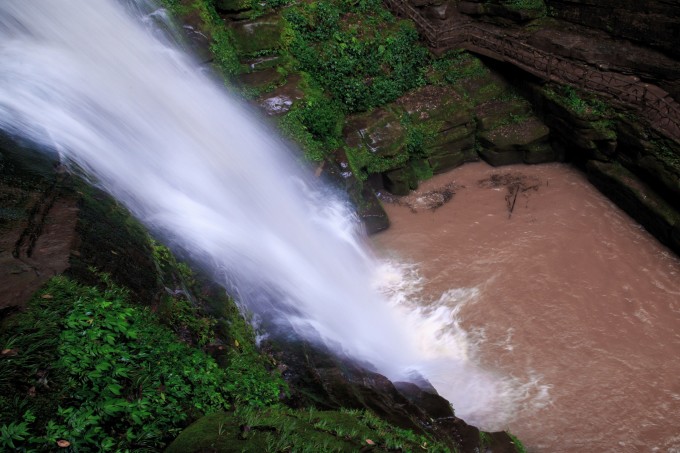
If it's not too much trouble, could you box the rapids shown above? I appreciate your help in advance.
[374,162,680,452]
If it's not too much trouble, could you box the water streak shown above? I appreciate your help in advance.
[0,0,521,429]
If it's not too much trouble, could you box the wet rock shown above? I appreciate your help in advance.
[395,85,478,174]
[258,74,304,116]
[475,98,532,131]
[344,109,406,158]
[236,66,285,91]
[457,0,546,24]
[587,160,680,255]
[544,0,680,60]
[383,166,417,195]
[272,337,508,451]
[320,149,390,234]
[524,21,680,100]
[243,54,283,72]
[478,117,552,166]
[0,136,78,310]
[229,13,283,56]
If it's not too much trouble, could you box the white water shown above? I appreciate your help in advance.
[0,0,532,429]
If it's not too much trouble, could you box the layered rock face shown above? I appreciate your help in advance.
[544,0,680,60]
[394,0,680,254]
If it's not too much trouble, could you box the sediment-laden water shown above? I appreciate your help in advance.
[373,162,680,452]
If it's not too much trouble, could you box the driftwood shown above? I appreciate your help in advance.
[478,172,540,217]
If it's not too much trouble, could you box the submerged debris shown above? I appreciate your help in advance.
[478,172,541,217]
[381,181,459,213]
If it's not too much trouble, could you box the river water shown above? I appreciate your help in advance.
[372,162,680,452]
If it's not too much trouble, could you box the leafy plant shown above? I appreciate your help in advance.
[284,2,428,112]
[501,0,547,13]
[429,50,489,86]
[0,276,285,450]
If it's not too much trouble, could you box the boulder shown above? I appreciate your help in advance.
[229,13,283,56]
[343,108,406,158]
[478,116,552,166]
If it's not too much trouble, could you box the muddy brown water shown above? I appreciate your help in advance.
[372,162,680,452]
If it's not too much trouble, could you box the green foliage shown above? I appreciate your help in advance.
[0,418,31,450]
[501,0,547,12]
[0,276,285,451]
[545,85,611,118]
[168,407,449,452]
[297,97,345,140]
[479,430,492,447]
[158,296,217,346]
[345,144,410,180]
[428,50,489,86]
[508,431,528,453]
[277,76,345,161]
[651,140,680,169]
[158,0,186,15]
[284,1,428,112]
[278,111,328,162]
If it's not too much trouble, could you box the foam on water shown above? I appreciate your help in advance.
[372,260,550,428]
[0,0,543,430]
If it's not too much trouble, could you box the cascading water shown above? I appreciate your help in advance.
[0,0,535,429]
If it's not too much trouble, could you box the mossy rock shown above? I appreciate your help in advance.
[478,116,553,166]
[479,116,549,149]
[237,66,286,92]
[396,85,473,129]
[166,409,445,453]
[475,98,532,131]
[523,141,557,164]
[616,121,680,206]
[429,147,479,174]
[241,54,284,73]
[67,184,160,304]
[459,0,546,24]
[477,147,525,166]
[258,73,305,116]
[383,165,417,195]
[343,108,406,159]
[459,72,508,105]
[427,123,476,151]
[214,0,252,13]
[230,14,283,57]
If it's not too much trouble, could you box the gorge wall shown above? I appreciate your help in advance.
[382,0,680,255]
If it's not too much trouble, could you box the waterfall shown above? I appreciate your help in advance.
[0,0,525,429]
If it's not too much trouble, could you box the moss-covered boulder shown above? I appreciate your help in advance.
[258,73,305,116]
[396,85,478,174]
[344,108,406,159]
[229,13,283,57]
[478,116,552,165]
[527,83,617,161]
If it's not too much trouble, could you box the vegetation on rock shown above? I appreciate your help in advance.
[0,273,285,451]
